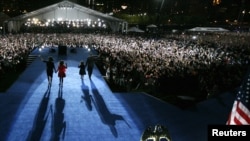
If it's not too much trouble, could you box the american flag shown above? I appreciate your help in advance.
[226,72,250,125]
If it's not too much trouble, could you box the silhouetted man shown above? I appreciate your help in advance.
[85,54,99,79]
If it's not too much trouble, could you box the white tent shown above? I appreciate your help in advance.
[127,26,144,33]
[187,27,229,32]
[4,0,128,33]
[147,24,157,28]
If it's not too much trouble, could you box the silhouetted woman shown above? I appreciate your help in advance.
[40,56,56,85]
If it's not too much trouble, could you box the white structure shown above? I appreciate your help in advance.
[187,27,230,32]
[4,0,128,33]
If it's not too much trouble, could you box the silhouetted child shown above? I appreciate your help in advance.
[57,60,67,86]
[78,60,86,80]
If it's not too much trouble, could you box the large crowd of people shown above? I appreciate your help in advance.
[1,31,250,101]
[93,32,250,99]
[0,34,35,74]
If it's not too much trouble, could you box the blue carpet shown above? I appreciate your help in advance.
[0,47,235,141]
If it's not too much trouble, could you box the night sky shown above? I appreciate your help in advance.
[1,0,250,24]
[3,0,247,13]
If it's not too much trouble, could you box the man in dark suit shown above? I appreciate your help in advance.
[85,54,99,80]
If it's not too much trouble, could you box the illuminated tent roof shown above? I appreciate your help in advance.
[127,26,144,33]
[187,27,230,32]
[4,0,127,33]
[146,24,157,28]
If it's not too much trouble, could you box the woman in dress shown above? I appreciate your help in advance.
[57,60,67,86]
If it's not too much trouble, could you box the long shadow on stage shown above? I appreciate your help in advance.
[51,85,66,141]
[81,81,92,111]
[26,85,52,141]
[26,84,67,141]
[89,80,131,138]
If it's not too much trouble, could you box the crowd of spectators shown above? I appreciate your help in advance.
[1,32,250,101]
[93,32,250,99]
[0,34,36,77]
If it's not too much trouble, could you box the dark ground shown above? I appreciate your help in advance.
[0,69,24,92]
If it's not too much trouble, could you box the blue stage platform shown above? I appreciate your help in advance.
[0,47,235,141]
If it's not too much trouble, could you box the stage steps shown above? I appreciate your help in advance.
[26,55,38,66]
